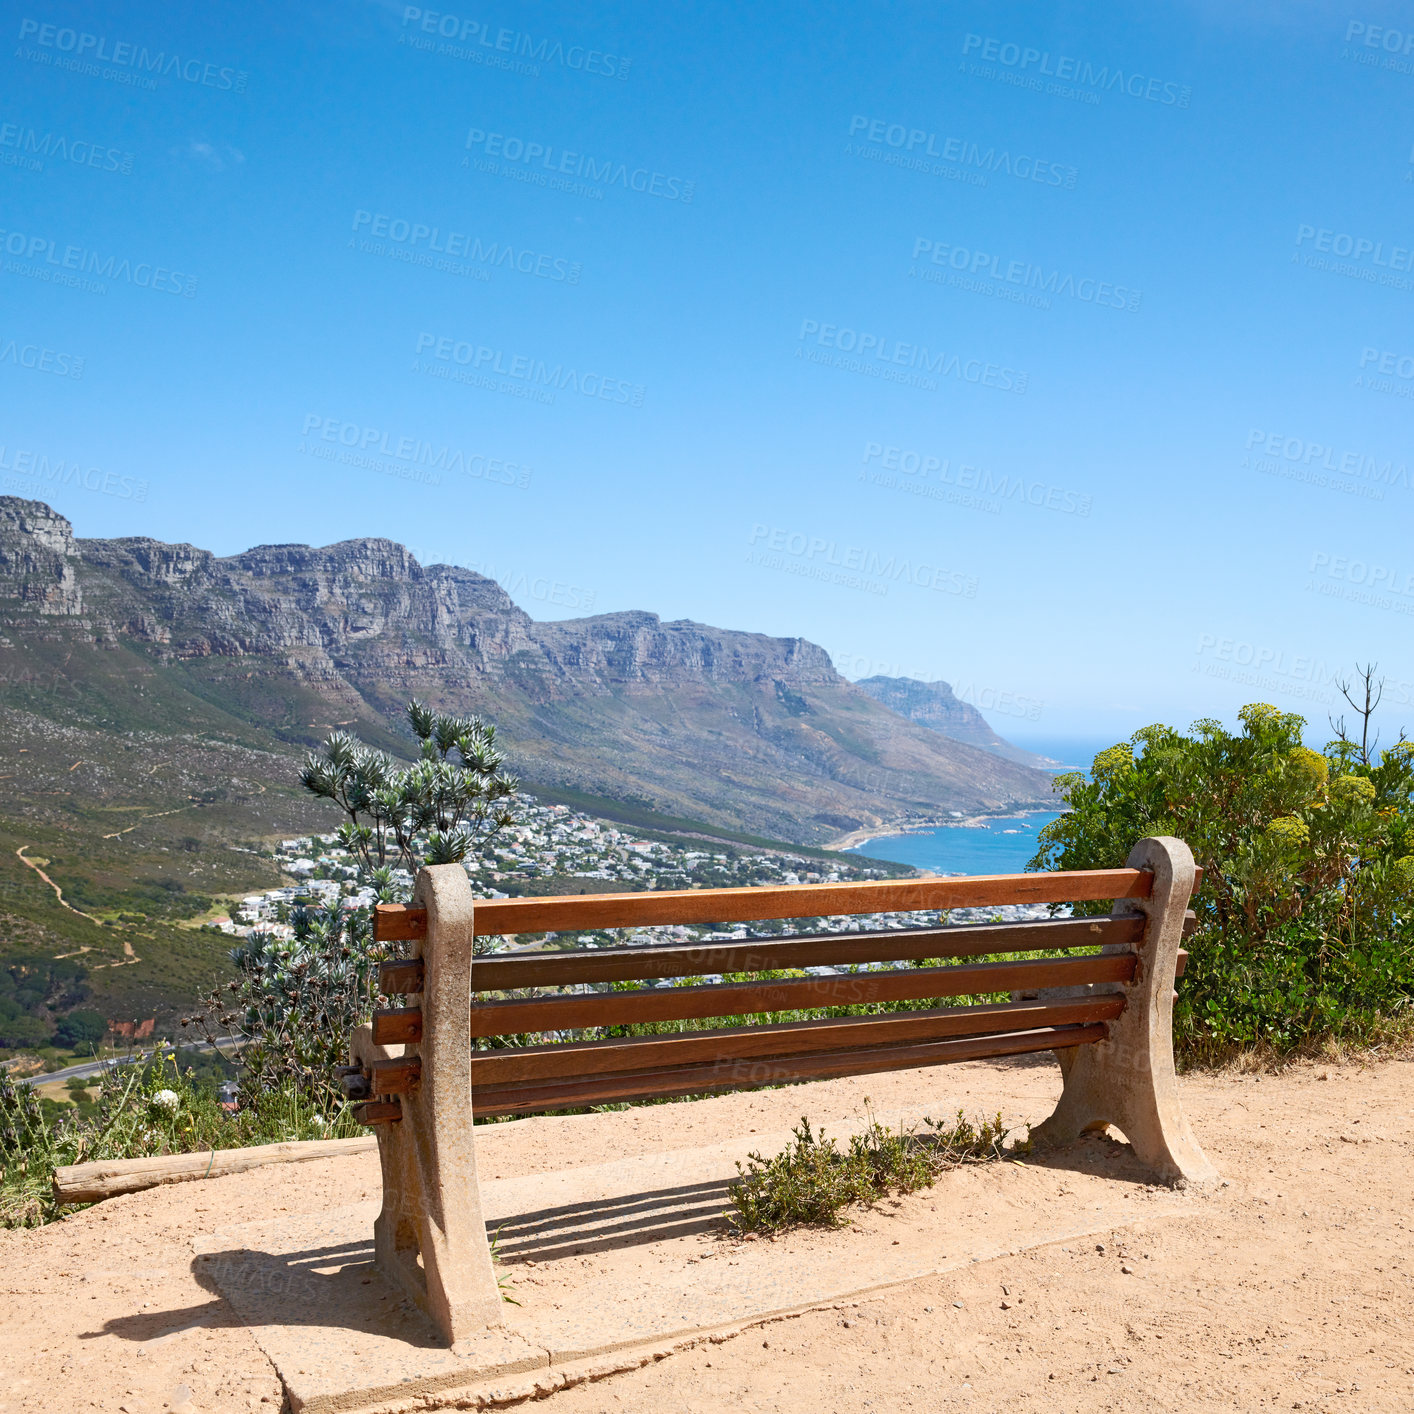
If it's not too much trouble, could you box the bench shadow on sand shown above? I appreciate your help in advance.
[89,1176,736,1347]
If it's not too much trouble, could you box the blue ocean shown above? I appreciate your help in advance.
[846,735,1118,875]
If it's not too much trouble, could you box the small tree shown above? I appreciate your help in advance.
[189,701,519,1108]
[299,700,518,873]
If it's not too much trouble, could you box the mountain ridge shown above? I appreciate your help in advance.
[0,497,1056,844]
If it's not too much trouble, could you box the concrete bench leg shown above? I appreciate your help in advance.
[1030,835,1217,1187]
[353,864,503,1344]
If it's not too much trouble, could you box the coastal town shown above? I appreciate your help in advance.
[208,795,1058,952]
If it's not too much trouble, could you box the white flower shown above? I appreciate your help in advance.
[309,1114,328,1131]
[151,1089,181,1111]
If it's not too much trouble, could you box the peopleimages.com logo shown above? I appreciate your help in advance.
[1242,428,1409,500]
[398,8,630,79]
[1357,345,1414,378]
[464,558,596,612]
[746,525,979,599]
[1354,345,1414,401]
[0,444,147,501]
[0,119,133,175]
[349,210,581,283]
[845,114,1078,189]
[0,226,197,297]
[1195,631,1412,707]
[0,333,83,378]
[834,653,1046,723]
[1292,222,1414,292]
[959,34,1191,106]
[860,442,1091,516]
[1308,550,1414,597]
[797,319,1028,395]
[1294,222,1414,269]
[1191,634,1339,707]
[16,19,247,93]
[413,331,645,407]
[1340,20,1414,74]
[1305,551,1414,619]
[462,127,694,202]
[909,237,1141,313]
[298,415,533,490]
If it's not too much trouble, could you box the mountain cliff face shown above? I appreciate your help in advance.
[0,498,83,615]
[0,498,1056,844]
[854,676,1055,769]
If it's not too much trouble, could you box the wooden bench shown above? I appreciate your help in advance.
[343,834,1211,1344]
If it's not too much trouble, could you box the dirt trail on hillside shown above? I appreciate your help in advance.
[2,1056,1411,1413]
[15,845,139,965]
[14,845,98,920]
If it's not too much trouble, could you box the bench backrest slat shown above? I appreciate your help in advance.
[467,914,1141,991]
[463,951,1136,1038]
[446,865,1157,937]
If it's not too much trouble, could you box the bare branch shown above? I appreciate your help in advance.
[1333,663,1384,766]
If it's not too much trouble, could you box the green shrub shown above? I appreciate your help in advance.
[1032,704,1414,1063]
[728,1108,1010,1234]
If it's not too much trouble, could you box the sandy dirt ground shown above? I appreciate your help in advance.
[2,1052,1411,1414]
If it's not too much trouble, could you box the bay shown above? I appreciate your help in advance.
[844,735,1126,875]
[848,811,1062,876]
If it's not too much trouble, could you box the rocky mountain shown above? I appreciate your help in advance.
[0,498,1057,844]
[854,676,1055,770]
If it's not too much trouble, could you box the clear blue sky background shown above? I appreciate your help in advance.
[5,1,1413,742]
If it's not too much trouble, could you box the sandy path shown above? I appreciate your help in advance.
[2,1055,1411,1413]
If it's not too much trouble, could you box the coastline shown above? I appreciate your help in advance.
[826,805,1063,854]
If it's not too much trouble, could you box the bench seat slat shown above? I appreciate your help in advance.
[469,951,1136,1037]
[468,914,1145,992]
[470,1023,1109,1116]
[471,995,1125,1084]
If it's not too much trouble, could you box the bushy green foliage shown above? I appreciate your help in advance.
[728,1108,1010,1234]
[0,1047,360,1228]
[1031,704,1414,1061]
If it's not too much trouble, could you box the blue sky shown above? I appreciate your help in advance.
[4,1,1413,741]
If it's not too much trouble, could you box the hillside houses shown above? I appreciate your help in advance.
[212,797,1055,948]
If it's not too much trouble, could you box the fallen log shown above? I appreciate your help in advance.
[52,1135,378,1205]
